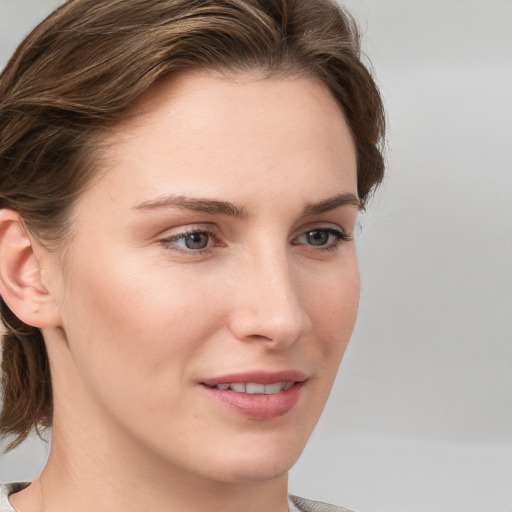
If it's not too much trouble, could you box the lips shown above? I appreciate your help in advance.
[200,370,307,420]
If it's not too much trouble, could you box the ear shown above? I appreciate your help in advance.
[0,209,62,328]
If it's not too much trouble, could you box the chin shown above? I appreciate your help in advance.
[199,432,310,484]
[212,456,296,484]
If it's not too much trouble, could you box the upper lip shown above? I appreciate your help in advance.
[201,370,307,387]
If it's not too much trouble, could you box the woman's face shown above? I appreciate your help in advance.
[45,71,360,483]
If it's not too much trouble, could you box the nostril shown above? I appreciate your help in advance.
[246,334,273,342]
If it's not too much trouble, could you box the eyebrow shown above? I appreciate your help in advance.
[133,195,248,217]
[302,193,361,215]
[133,192,361,217]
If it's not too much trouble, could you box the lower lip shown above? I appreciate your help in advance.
[200,382,305,420]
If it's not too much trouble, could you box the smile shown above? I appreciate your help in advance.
[206,382,295,394]
[200,376,306,420]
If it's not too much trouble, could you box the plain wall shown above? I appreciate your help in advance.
[1,1,511,511]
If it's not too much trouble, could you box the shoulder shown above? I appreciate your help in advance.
[290,495,356,512]
[0,483,29,512]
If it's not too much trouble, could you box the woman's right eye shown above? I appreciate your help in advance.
[177,232,210,250]
[160,228,216,254]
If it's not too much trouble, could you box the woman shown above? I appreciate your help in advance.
[0,0,385,511]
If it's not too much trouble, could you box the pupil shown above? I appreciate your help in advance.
[185,232,209,250]
[307,230,328,246]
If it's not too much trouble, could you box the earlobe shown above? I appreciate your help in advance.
[0,209,61,328]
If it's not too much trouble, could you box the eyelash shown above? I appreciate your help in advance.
[160,227,219,255]
[160,226,351,255]
[291,227,352,252]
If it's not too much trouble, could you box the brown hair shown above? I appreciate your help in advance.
[0,0,385,450]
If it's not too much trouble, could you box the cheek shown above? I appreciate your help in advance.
[307,259,360,365]
[59,250,222,393]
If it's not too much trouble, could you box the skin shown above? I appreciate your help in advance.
[7,71,359,512]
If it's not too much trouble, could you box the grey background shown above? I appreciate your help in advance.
[1,1,511,511]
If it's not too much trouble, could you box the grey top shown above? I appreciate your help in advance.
[1,483,354,512]
[289,495,355,512]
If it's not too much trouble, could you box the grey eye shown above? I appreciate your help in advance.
[304,230,330,246]
[183,232,210,250]
[294,227,346,250]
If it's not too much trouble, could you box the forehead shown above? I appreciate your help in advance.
[82,71,357,216]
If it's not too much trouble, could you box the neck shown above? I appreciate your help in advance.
[12,423,290,512]
[10,393,289,512]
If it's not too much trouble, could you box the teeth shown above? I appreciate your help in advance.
[246,383,265,394]
[212,382,294,394]
[264,382,283,394]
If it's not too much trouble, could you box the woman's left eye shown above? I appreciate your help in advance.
[293,227,349,250]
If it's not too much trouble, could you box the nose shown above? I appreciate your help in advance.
[227,249,312,349]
